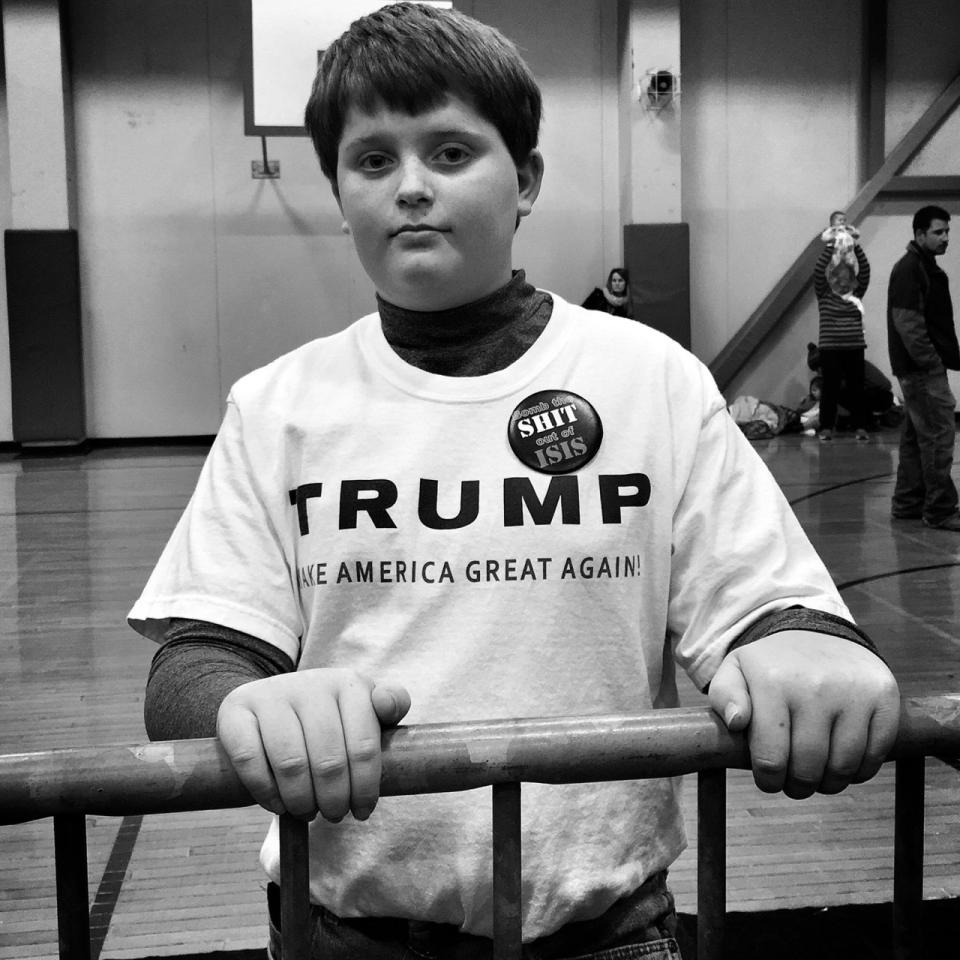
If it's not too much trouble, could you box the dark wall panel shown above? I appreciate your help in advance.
[5,229,86,445]
[624,223,691,350]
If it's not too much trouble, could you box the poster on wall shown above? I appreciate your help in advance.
[244,0,453,135]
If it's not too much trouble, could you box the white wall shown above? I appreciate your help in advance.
[68,0,368,437]
[469,1,621,294]
[0,50,11,440]
[705,0,960,406]
[1,0,959,438]
[0,0,619,440]
[681,0,865,406]
[874,0,960,403]
[620,0,681,224]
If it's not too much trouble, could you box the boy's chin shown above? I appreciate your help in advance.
[385,290,471,312]
[380,274,508,312]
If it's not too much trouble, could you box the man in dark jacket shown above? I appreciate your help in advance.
[887,205,959,529]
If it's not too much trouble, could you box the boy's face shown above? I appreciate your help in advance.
[335,94,543,311]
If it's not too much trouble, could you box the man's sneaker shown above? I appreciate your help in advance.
[924,512,960,531]
[817,429,833,441]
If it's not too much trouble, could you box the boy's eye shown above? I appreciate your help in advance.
[434,145,471,165]
[357,152,392,172]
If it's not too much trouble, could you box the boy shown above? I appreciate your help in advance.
[130,5,899,958]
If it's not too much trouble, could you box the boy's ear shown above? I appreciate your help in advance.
[516,149,544,220]
[331,183,352,234]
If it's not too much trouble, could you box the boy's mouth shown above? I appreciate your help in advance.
[391,224,447,237]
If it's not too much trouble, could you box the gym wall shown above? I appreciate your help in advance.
[0,0,958,439]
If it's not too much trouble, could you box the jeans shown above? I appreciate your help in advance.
[892,368,958,523]
[819,347,867,431]
[267,870,682,960]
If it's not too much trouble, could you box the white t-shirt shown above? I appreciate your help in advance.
[129,295,851,939]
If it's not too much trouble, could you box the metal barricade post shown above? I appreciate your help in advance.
[1,697,958,960]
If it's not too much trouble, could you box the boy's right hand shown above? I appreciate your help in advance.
[216,669,411,822]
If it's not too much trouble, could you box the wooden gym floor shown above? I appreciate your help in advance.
[1,427,959,958]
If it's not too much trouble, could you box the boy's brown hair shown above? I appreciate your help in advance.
[304,2,542,183]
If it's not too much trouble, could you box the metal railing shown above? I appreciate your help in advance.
[2,696,959,960]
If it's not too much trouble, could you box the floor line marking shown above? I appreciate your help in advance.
[843,577,960,649]
[88,814,143,960]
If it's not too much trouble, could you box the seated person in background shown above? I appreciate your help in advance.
[582,266,632,317]
[806,342,896,428]
[130,5,899,958]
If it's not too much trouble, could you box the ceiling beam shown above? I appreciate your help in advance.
[861,0,887,178]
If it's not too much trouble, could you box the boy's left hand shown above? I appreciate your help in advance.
[708,631,900,798]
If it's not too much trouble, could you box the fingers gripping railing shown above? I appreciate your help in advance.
[1,697,959,960]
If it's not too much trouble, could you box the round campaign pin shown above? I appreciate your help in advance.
[507,390,603,474]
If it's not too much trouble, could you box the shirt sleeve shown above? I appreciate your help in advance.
[813,244,831,298]
[889,259,941,370]
[889,257,925,312]
[143,620,295,740]
[666,363,853,690]
[854,245,870,297]
[727,605,880,656]
[127,393,304,664]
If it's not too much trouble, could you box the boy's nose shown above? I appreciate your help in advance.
[395,159,434,206]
